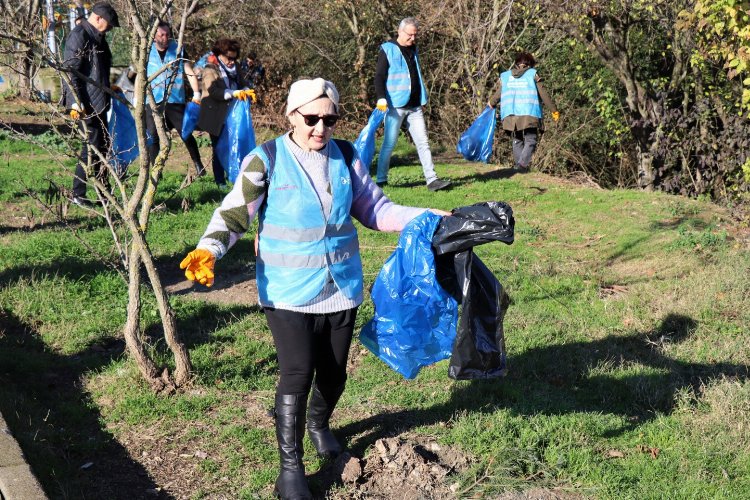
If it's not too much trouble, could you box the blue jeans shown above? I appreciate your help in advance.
[376,106,437,185]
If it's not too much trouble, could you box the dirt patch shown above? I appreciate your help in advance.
[0,98,71,134]
[321,434,472,499]
[162,263,258,306]
[116,422,216,499]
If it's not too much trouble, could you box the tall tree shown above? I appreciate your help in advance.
[0,0,42,99]
[0,0,198,391]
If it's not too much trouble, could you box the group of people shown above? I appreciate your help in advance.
[62,4,261,203]
[62,5,557,499]
[64,10,557,206]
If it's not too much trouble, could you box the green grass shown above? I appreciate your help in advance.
[1,130,749,499]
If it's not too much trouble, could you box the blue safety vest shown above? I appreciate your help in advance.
[381,41,428,108]
[254,137,363,306]
[148,40,185,104]
[499,68,542,120]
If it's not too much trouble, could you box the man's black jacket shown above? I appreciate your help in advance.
[62,20,112,115]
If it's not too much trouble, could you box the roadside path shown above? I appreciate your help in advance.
[0,409,47,500]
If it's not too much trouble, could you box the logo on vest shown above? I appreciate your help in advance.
[507,80,530,89]
[340,176,350,185]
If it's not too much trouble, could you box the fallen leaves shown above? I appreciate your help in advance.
[636,444,661,459]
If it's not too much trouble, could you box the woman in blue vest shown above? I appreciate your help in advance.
[488,52,560,172]
[180,78,449,499]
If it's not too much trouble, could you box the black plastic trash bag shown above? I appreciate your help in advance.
[432,201,515,255]
[433,201,514,379]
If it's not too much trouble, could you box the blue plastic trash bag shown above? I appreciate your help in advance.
[457,106,496,163]
[181,101,200,140]
[108,92,139,175]
[353,108,385,169]
[360,211,458,379]
[216,99,256,183]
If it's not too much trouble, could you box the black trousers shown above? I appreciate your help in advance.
[264,307,358,395]
[209,133,227,185]
[72,112,110,197]
[146,102,203,168]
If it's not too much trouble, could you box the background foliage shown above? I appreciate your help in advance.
[3,1,749,203]
[158,0,748,204]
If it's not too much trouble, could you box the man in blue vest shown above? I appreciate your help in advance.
[145,21,206,176]
[374,17,451,192]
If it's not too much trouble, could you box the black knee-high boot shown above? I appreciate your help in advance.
[274,394,312,500]
[306,384,345,459]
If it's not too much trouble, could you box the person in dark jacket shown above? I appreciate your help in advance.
[62,1,119,206]
[241,52,266,89]
[488,52,560,172]
[197,38,254,189]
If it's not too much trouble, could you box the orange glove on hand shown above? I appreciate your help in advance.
[246,89,257,103]
[232,90,248,101]
[552,111,561,122]
[69,103,82,120]
[376,98,387,112]
[179,249,216,287]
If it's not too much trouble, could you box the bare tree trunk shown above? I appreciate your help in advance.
[13,47,34,99]
[139,244,192,386]
[116,2,194,390]
[123,236,191,391]
[637,148,655,191]
[343,5,369,103]
[123,244,170,391]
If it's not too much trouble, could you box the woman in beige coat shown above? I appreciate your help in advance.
[197,38,251,188]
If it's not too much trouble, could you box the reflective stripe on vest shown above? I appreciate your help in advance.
[254,137,363,306]
[381,42,428,108]
[499,68,542,120]
[148,40,185,104]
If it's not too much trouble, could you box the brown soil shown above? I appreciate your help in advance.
[315,433,473,499]
[162,263,259,306]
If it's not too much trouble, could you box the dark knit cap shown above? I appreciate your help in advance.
[92,2,120,27]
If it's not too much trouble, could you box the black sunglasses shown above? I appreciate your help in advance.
[296,110,339,127]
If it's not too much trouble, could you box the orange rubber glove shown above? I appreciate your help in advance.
[246,89,257,103]
[552,111,560,122]
[232,90,248,101]
[179,249,216,287]
[69,103,82,120]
